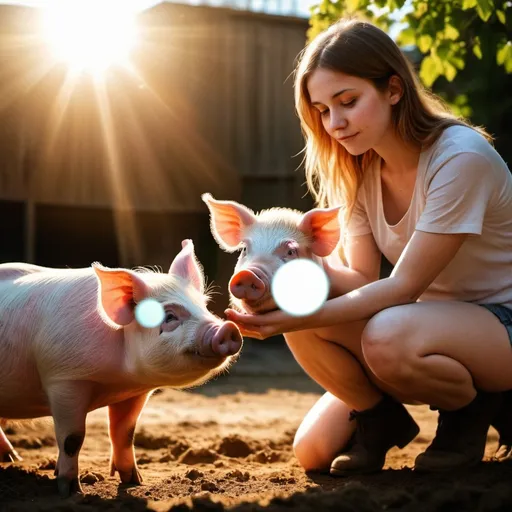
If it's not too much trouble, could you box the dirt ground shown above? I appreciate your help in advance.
[2,341,512,512]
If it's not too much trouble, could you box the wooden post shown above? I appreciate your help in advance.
[24,199,35,263]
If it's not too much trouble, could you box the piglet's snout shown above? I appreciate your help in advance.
[199,321,242,358]
[229,269,266,301]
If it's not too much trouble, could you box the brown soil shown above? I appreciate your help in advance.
[1,342,512,511]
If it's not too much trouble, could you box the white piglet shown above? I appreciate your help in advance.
[202,193,342,315]
[0,239,242,496]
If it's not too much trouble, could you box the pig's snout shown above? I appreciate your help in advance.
[229,269,266,302]
[212,321,243,357]
[199,321,242,358]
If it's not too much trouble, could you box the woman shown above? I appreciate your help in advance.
[225,17,512,475]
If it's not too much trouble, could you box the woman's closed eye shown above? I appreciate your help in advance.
[317,99,356,115]
[341,98,357,107]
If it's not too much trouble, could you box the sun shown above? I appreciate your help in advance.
[42,0,139,75]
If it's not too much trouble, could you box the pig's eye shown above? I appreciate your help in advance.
[287,248,297,257]
[164,312,178,323]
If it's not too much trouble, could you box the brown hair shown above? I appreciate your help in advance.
[294,17,492,233]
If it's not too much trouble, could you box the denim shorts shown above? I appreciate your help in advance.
[479,304,512,345]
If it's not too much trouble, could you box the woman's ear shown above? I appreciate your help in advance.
[388,75,403,105]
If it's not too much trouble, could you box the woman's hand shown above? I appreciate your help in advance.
[224,308,318,340]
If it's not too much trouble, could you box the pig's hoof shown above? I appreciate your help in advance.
[57,476,83,497]
[119,466,143,485]
[2,449,22,462]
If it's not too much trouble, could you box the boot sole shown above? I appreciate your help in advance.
[330,465,382,477]
[414,454,483,473]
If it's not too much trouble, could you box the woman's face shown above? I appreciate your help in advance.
[307,68,398,155]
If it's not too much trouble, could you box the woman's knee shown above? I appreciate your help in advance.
[292,429,334,471]
[361,307,415,386]
[292,393,355,471]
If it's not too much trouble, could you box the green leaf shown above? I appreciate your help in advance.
[497,10,506,24]
[454,94,469,106]
[414,2,428,18]
[435,42,451,60]
[444,23,459,40]
[397,27,416,46]
[462,0,477,8]
[473,38,483,59]
[420,55,441,87]
[450,54,466,69]
[418,34,433,53]
[497,41,512,73]
[346,0,361,11]
[444,61,457,81]
[476,0,494,21]
[419,16,437,38]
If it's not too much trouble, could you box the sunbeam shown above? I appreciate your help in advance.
[1,0,241,266]
[92,75,144,264]
[41,0,139,76]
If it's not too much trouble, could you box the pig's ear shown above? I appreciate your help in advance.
[92,264,149,326]
[169,239,205,294]
[201,193,256,252]
[297,206,342,257]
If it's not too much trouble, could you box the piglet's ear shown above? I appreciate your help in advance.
[169,239,205,294]
[202,193,256,252]
[92,264,149,327]
[297,206,342,257]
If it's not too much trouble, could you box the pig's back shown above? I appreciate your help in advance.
[0,267,107,418]
[0,262,52,281]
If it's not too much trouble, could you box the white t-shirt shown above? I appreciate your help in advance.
[347,125,512,308]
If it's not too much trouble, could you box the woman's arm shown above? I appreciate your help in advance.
[227,230,467,338]
[324,233,382,297]
[316,230,467,326]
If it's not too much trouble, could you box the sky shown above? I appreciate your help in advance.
[0,0,408,38]
[0,0,316,19]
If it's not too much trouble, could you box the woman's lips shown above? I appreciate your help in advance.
[337,132,359,142]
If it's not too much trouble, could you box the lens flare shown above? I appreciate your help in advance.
[271,259,329,317]
[135,298,165,328]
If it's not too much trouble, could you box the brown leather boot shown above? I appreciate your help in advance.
[492,390,512,462]
[330,395,420,476]
[414,391,502,472]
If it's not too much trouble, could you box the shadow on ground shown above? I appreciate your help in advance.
[3,462,512,511]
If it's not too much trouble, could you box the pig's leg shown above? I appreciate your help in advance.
[47,381,92,497]
[108,393,150,485]
[0,426,22,462]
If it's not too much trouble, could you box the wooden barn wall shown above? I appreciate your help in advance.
[0,4,309,206]
[0,4,311,306]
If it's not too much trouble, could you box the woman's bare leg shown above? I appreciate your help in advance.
[361,302,512,407]
[284,320,416,471]
[284,300,512,472]
[285,321,382,411]
[361,301,512,472]
[293,392,354,471]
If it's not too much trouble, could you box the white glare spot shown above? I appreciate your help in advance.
[135,298,165,328]
[271,259,329,317]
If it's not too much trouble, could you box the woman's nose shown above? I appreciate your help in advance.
[330,113,348,133]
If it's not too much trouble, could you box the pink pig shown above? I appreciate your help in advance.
[0,240,242,496]
[202,194,342,315]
